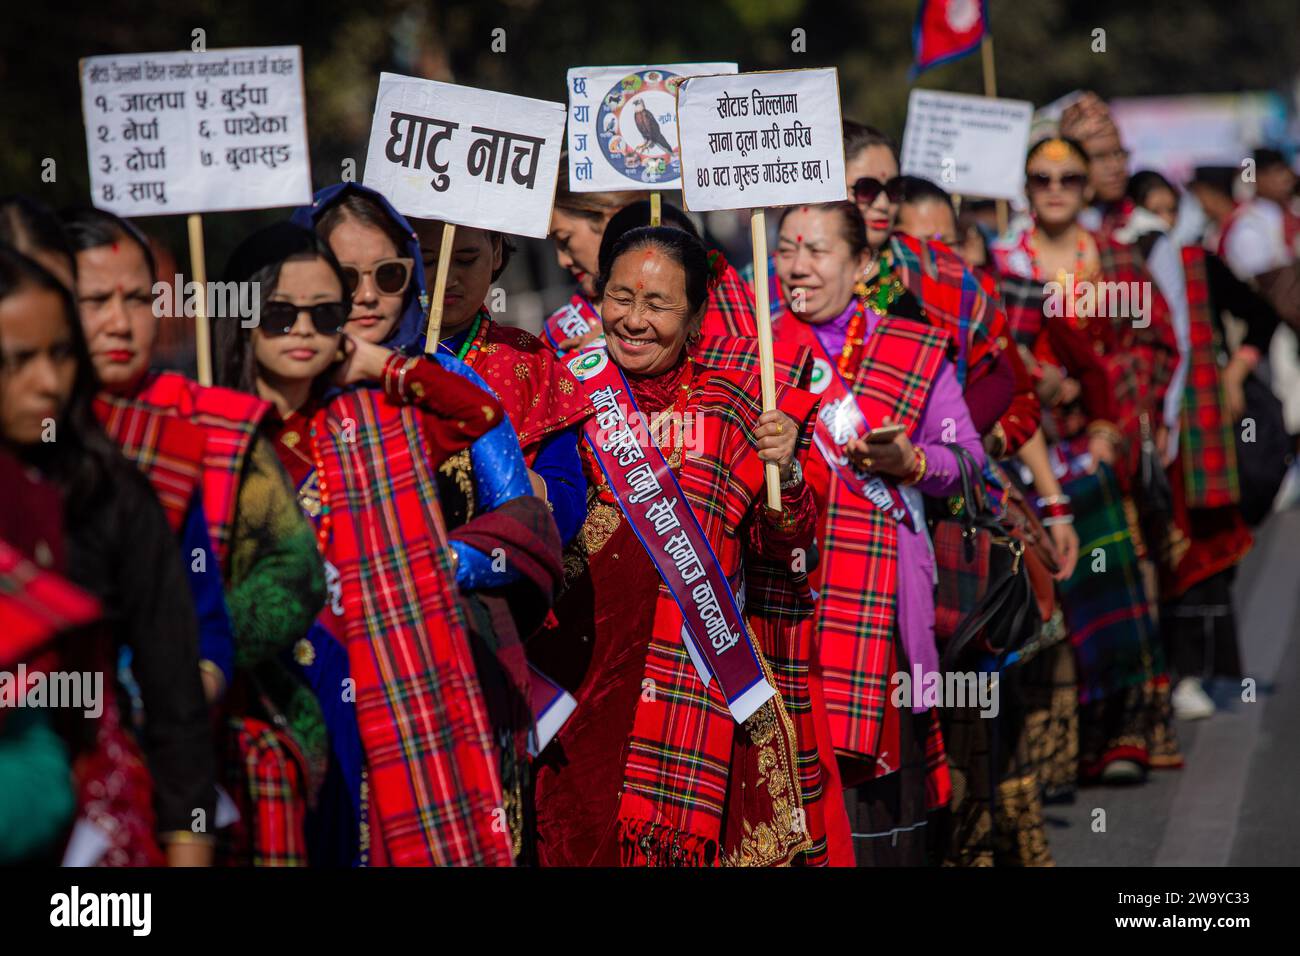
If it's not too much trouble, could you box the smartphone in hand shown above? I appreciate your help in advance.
[864,423,906,442]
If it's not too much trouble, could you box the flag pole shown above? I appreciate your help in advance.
[649,191,662,227]
[980,35,1009,236]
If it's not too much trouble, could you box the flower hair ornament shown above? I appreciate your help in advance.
[705,249,729,292]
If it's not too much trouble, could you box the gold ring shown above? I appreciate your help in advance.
[776,422,785,435]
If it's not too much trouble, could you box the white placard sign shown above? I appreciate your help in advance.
[900,89,1033,201]
[566,62,737,192]
[79,47,312,217]
[363,73,566,239]
[676,68,847,212]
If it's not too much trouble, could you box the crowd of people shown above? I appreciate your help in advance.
[1,88,1295,867]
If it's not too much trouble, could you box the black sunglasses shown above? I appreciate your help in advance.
[853,176,906,205]
[1026,172,1088,193]
[260,301,348,337]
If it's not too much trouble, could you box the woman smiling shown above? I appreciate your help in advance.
[531,226,831,867]
[771,200,985,866]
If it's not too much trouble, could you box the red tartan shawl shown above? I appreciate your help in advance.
[700,259,759,338]
[93,394,206,532]
[691,334,814,391]
[774,309,952,759]
[314,388,511,866]
[128,371,268,571]
[464,317,593,462]
[1177,245,1240,509]
[608,366,819,866]
[0,539,101,670]
[890,233,999,381]
[1094,235,1180,414]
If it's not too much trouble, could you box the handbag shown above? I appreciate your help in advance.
[1235,372,1291,526]
[929,445,1040,671]
[1133,409,1174,561]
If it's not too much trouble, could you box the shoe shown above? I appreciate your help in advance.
[1100,759,1145,784]
[1172,677,1216,720]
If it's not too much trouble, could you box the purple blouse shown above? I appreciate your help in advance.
[810,301,984,698]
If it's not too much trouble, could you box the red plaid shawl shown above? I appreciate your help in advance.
[890,233,999,385]
[314,389,511,866]
[615,367,819,866]
[691,335,813,393]
[128,371,269,571]
[0,539,101,670]
[218,715,309,867]
[700,257,759,338]
[1177,245,1240,509]
[773,309,952,759]
[93,393,206,532]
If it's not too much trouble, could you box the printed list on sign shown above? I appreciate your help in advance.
[79,46,312,217]
[899,89,1033,201]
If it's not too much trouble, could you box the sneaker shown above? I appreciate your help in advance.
[1172,677,1216,720]
[1100,759,1145,784]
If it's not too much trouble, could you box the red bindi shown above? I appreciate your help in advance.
[110,240,120,253]
[796,234,803,243]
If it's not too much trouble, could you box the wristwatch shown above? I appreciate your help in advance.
[780,459,803,490]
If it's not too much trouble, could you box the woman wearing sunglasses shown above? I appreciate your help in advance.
[292,183,428,352]
[216,222,562,865]
[992,137,1183,788]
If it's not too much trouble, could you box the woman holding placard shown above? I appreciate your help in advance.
[216,222,562,866]
[770,200,985,866]
[530,225,829,867]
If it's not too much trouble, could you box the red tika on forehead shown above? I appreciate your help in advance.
[110,240,120,253]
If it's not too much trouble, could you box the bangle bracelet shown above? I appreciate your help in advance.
[1042,515,1075,527]
[382,352,403,400]
[902,446,928,486]
[1036,494,1071,507]
[396,357,417,399]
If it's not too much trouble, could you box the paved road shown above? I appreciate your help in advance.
[1048,504,1300,866]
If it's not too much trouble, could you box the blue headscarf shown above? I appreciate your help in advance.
[290,182,429,355]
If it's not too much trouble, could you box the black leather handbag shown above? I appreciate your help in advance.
[929,445,1041,671]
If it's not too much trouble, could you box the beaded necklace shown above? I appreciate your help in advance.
[1026,225,1089,285]
[306,419,333,551]
[838,252,903,380]
[440,310,489,364]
